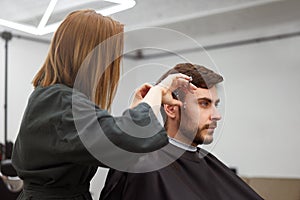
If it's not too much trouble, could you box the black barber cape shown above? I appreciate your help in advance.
[100,143,263,200]
[12,84,168,200]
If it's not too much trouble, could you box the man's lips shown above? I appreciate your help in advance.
[208,122,217,129]
[200,123,217,131]
[208,126,217,129]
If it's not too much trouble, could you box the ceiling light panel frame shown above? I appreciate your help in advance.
[0,0,136,35]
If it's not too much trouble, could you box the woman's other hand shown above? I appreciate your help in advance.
[130,83,152,108]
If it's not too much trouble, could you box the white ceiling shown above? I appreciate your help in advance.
[0,0,277,28]
[0,0,299,46]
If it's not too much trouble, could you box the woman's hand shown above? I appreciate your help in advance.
[130,83,153,108]
[155,73,197,106]
[135,73,197,116]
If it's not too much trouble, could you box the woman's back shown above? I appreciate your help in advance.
[13,84,99,199]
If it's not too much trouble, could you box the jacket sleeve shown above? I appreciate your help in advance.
[56,91,168,166]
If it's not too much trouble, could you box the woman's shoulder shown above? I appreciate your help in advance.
[34,84,72,96]
[32,84,89,102]
[28,84,83,110]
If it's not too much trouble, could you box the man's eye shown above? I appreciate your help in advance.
[199,101,209,107]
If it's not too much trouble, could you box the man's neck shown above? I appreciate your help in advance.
[168,130,198,146]
[167,124,198,147]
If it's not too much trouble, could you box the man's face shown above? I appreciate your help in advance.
[178,86,222,146]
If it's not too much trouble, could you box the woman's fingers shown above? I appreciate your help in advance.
[159,73,197,94]
[130,83,153,108]
[168,99,183,107]
[177,74,197,91]
[161,93,183,106]
[139,83,152,98]
[131,73,197,108]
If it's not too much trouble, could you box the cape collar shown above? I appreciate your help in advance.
[168,137,197,152]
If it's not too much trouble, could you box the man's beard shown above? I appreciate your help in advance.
[179,122,217,145]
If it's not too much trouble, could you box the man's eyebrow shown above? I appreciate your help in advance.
[197,97,220,104]
[197,97,212,103]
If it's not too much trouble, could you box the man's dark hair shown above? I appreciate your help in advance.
[156,63,223,89]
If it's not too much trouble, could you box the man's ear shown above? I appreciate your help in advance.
[164,104,179,119]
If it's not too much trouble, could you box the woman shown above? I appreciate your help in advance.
[12,9,195,200]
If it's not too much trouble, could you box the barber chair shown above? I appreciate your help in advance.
[0,142,23,200]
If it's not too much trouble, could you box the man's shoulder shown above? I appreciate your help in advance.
[107,168,163,182]
[100,169,164,200]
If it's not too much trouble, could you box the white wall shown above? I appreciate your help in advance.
[1,33,300,200]
[208,36,300,178]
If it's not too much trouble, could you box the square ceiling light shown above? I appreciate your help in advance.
[0,0,136,35]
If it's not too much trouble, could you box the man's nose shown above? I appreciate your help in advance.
[210,106,222,121]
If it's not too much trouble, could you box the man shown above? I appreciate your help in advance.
[100,63,263,200]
